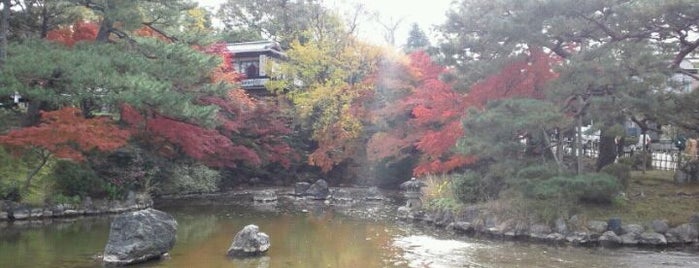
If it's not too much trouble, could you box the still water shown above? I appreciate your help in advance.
[1,197,698,268]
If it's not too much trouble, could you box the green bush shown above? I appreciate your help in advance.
[0,182,21,201]
[600,163,631,189]
[52,160,103,198]
[163,164,220,195]
[525,173,622,203]
[617,151,652,170]
[516,163,560,180]
[451,171,501,203]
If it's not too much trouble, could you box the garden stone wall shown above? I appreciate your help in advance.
[400,206,699,248]
[0,192,152,223]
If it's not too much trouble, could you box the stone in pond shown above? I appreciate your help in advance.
[227,224,271,257]
[103,208,177,266]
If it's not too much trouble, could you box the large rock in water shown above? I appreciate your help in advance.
[304,179,330,199]
[227,224,270,257]
[103,208,177,266]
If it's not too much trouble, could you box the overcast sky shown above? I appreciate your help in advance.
[195,0,455,47]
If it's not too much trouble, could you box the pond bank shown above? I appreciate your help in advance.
[2,186,698,251]
[159,186,699,250]
[0,192,153,224]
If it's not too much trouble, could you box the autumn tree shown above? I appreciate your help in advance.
[440,0,698,173]
[403,23,431,53]
[0,107,129,192]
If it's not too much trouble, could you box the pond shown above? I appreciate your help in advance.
[1,194,698,268]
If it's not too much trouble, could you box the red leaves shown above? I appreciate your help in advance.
[466,48,558,107]
[145,115,261,167]
[121,89,296,169]
[46,21,99,46]
[0,107,130,161]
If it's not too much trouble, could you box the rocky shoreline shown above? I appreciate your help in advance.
[2,185,697,251]
[0,192,153,225]
[159,183,699,250]
[399,204,699,249]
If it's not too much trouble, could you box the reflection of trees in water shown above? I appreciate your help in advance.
[0,218,111,267]
[267,212,393,267]
[175,214,218,245]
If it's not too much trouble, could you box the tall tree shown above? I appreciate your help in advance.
[217,0,325,48]
[440,0,698,172]
[403,23,430,53]
[9,0,79,39]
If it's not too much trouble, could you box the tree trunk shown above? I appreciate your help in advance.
[22,100,52,126]
[576,115,584,174]
[23,149,51,193]
[96,18,112,42]
[596,128,616,171]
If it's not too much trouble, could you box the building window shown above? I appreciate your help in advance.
[235,59,259,78]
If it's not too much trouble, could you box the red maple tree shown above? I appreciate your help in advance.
[368,49,558,176]
[46,21,99,46]
[0,107,130,190]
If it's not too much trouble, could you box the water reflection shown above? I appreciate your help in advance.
[0,202,698,268]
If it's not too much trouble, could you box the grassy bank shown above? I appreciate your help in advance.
[582,170,699,225]
[423,170,699,226]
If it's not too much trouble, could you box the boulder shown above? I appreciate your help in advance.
[690,214,699,225]
[544,233,566,243]
[665,223,699,244]
[103,208,177,266]
[331,188,353,203]
[11,205,30,220]
[364,187,385,201]
[448,221,474,233]
[638,232,667,246]
[607,217,622,234]
[294,182,311,196]
[529,224,552,240]
[304,179,330,199]
[649,219,669,234]
[599,231,622,247]
[621,224,644,235]
[227,224,270,257]
[554,218,568,234]
[620,233,639,245]
[586,220,608,234]
[566,231,592,245]
[433,210,454,227]
[252,191,278,203]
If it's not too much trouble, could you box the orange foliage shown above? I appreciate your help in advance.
[46,21,99,46]
[202,42,243,84]
[368,49,557,176]
[133,26,171,42]
[0,107,130,161]
[465,47,559,107]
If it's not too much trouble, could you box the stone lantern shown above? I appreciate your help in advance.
[399,177,427,211]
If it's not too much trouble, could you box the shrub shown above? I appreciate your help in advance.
[0,182,21,201]
[525,173,622,203]
[573,173,623,203]
[52,160,103,198]
[617,151,652,170]
[600,163,631,189]
[516,163,560,180]
[163,163,220,195]
[451,171,500,203]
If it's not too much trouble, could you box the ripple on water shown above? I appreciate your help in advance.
[392,235,487,268]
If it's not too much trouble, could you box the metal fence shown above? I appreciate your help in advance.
[561,140,685,171]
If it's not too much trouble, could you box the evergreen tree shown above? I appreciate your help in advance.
[403,23,430,53]
[440,0,697,172]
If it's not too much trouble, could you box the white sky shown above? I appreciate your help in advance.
[195,0,455,47]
